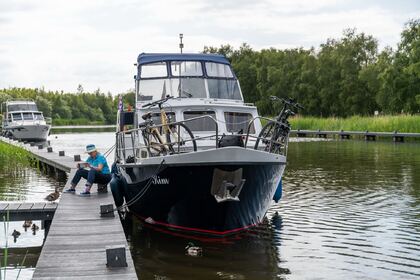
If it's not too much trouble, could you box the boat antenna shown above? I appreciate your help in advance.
[179,33,184,54]
[178,33,184,97]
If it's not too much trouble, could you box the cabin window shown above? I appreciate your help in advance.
[8,104,38,111]
[208,79,241,100]
[34,113,44,120]
[183,111,216,131]
[205,63,233,78]
[171,61,203,77]
[12,113,22,121]
[150,112,176,125]
[138,79,171,101]
[224,112,255,134]
[170,78,206,98]
[140,62,168,78]
[23,112,33,120]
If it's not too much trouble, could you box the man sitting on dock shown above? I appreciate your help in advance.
[65,144,111,196]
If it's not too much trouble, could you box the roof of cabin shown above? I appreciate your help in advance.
[137,53,230,65]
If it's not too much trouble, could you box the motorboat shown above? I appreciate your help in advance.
[113,53,293,236]
[1,100,51,142]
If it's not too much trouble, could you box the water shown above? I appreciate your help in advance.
[1,132,419,279]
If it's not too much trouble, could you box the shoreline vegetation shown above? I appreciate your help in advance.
[289,115,420,133]
[0,141,31,164]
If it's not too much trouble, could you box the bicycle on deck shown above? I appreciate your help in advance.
[139,95,197,156]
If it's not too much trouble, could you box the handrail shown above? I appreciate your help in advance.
[244,116,288,147]
[116,115,219,162]
[115,114,291,163]
[119,115,219,148]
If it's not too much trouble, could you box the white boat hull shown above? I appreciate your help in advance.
[3,124,50,141]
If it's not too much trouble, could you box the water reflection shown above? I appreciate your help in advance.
[269,141,420,280]
[124,213,290,280]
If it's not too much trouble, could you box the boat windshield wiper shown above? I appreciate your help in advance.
[181,90,193,98]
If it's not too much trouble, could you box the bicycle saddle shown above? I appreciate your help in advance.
[141,112,152,120]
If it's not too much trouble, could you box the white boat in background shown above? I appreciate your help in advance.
[1,100,51,142]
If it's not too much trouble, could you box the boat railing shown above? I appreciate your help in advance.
[116,115,290,163]
[243,116,290,156]
[116,115,219,163]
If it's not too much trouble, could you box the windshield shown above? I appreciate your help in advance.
[138,78,207,100]
[140,62,167,78]
[22,112,33,120]
[208,79,241,100]
[7,103,38,112]
[205,62,233,78]
[137,61,243,101]
[138,79,170,101]
[34,112,44,120]
[12,113,22,121]
[171,61,203,76]
[171,78,206,98]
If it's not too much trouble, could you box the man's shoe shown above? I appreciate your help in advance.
[64,188,76,193]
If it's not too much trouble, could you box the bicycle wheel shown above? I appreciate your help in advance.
[168,122,197,153]
[143,130,167,156]
[254,121,284,154]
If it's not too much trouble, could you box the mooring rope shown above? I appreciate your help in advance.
[116,159,166,212]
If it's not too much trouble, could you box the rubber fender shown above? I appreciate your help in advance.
[273,178,282,203]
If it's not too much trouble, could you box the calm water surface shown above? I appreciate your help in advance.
[0,132,419,280]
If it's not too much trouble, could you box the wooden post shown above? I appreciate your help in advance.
[59,151,65,156]
[393,136,404,142]
[365,134,376,141]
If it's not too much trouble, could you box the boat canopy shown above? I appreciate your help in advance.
[137,53,230,66]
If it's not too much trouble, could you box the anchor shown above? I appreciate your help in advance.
[211,168,246,203]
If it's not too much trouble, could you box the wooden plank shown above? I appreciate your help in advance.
[0,203,9,211]
[31,202,47,211]
[43,203,58,210]
[5,203,21,211]
[18,202,34,211]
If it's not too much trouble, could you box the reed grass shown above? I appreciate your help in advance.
[1,211,9,280]
[0,142,32,165]
[289,115,420,133]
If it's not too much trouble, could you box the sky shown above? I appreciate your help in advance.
[0,0,419,94]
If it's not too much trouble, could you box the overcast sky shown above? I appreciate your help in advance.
[0,0,419,94]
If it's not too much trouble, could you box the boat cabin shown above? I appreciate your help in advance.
[2,100,47,127]
[133,53,261,136]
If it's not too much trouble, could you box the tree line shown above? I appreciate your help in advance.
[1,19,418,123]
[204,19,420,117]
[0,86,135,125]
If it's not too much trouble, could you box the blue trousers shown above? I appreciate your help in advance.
[71,168,111,186]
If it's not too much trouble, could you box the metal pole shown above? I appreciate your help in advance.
[179,33,184,54]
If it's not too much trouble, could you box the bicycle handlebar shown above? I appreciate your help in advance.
[142,95,174,108]
[270,96,304,110]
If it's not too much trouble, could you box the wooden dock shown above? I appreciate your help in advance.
[290,129,420,142]
[0,137,138,279]
[0,202,57,221]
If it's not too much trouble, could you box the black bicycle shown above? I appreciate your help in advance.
[254,96,303,154]
[140,96,197,156]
